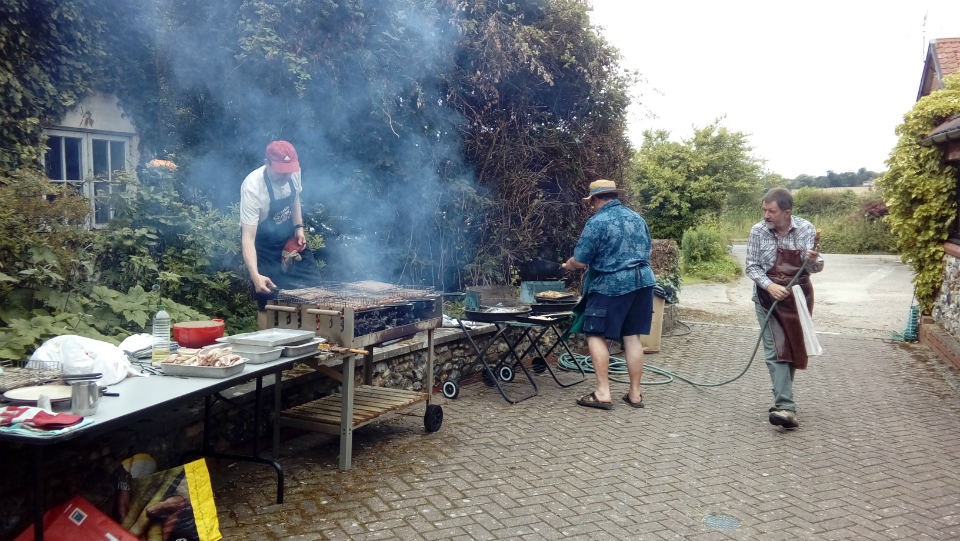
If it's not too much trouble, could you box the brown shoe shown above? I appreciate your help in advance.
[576,392,613,410]
[769,409,799,429]
[622,393,644,408]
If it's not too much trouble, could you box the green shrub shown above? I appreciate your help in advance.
[819,216,896,254]
[681,227,728,267]
[792,187,858,216]
[681,227,743,282]
[0,163,301,360]
[712,204,761,241]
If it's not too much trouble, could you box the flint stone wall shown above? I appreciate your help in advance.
[933,252,960,338]
[0,325,586,541]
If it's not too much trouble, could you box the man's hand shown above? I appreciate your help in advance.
[561,257,587,271]
[294,228,306,248]
[253,274,277,294]
[766,283,790,301]
[805,248,819,263]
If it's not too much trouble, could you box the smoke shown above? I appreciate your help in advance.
[137,0,476,290]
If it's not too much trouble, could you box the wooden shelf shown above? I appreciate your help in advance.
[280,385,428,433]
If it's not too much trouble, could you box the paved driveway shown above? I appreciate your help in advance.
[679,246,915,337]
[213,324,960,540]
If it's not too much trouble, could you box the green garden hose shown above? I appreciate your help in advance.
[558,257,814,388]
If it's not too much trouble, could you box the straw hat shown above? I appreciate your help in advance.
[582,179,624,201]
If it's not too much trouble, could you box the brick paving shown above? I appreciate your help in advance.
[212,323,960,540]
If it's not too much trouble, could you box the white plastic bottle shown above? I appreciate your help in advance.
[151,305,171,363]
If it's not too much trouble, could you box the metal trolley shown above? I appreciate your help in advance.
[446,307,586,404]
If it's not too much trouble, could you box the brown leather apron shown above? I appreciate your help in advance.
[756,247,814,370]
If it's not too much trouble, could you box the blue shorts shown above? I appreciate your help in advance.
[582,286,655,340]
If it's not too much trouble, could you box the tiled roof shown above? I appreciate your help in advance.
[934,38,960,77]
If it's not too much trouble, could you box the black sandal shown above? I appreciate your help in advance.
[577,392,613,410]
[622,393,644,408]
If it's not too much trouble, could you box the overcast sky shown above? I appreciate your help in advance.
[588,0,960,178]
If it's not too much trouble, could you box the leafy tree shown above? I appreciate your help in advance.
[879,73,960,312]
[791,168,882,189]
[627,119,764,241]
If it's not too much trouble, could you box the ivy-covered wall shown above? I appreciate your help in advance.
[880,73,960,313]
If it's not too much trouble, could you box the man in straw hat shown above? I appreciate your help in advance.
[561,180,656,409]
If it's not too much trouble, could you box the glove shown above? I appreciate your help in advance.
[280,238,305,272]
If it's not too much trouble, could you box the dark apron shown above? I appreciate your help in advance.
[755,247,814,370]
[253,172,322,309]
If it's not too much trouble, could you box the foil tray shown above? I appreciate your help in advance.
[223,329,316,348]
[281,338,326,357]
[161,360,246,378]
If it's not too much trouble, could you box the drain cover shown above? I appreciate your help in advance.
[703,514,741,531]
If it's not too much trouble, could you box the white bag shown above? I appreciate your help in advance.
[792,285,823,356]
[29,335,140,386]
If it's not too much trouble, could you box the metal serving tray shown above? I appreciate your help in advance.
[224,329,316,348]
[231,347,283,364]
[161,359,246,378]
[222,342,275,354]
[281,338,326,357]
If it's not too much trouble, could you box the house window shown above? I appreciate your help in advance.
[43,129,131,226]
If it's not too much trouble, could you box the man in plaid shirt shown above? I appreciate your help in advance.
[746,188,823,429]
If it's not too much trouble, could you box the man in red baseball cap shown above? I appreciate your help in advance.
[240,141,322,324]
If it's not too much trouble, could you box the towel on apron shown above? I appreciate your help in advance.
[755,247,815,369]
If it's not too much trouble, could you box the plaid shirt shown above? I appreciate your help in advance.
[745,215,824,290]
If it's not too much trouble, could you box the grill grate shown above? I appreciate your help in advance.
[278,281,434,309]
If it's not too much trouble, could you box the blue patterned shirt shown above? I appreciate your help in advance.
[573,200,656,296]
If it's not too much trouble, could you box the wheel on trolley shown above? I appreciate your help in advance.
[441,380,460,399]
[531,356,548,374]
[424,404,443,432]
[498,365,515,382]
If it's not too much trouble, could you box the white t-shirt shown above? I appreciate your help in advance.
[239,165,303,226]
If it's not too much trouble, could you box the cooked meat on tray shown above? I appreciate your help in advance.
[163,347,243,367]
[536,290,573,298]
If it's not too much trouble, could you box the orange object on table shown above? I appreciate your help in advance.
[173,320,225,348]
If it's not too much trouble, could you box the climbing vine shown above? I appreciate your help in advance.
[879,73,960,312]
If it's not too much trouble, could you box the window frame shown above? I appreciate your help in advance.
[42,127,133,228]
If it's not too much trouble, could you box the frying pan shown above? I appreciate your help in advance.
[530,301,578,314]
[514,313,573,325]
[464,308,532,323]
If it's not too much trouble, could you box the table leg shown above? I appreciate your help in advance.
[253,377,262,458]
[203,394,212,453]
[426,329,434,404]
[273,370,282,458]
[33,445,44,541]
[363,349,373,386]
[339,356,355,471]
[183,391,284,504]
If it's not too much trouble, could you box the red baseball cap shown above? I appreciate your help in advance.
[265,141,300,174]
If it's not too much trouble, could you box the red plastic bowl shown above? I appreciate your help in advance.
[173,319,225,348]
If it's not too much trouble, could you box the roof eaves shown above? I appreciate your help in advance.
[918,42,942,101]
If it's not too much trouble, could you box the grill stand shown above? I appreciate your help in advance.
[264,302,440,471]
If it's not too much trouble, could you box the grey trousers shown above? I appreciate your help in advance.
[755,302,797,411]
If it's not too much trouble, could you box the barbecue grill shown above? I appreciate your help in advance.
[266,281,442,347]
[262,280,444,470]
